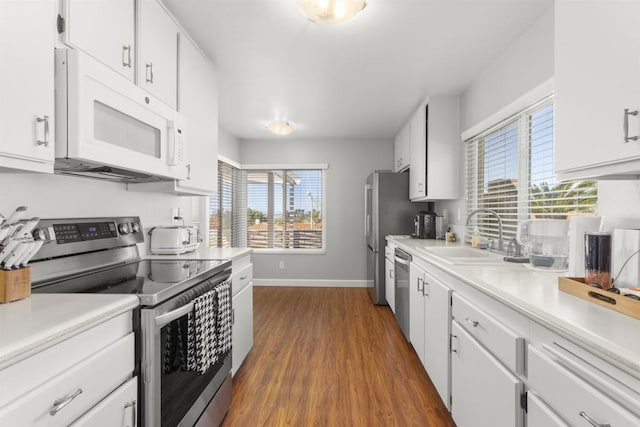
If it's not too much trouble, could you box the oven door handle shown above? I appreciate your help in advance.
[155,302,194,328]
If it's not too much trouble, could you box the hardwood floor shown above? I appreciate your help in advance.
[222,287,455,427]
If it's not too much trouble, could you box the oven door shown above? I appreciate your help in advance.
[140,277,231,427]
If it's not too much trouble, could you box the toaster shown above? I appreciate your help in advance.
[149,226,200,255]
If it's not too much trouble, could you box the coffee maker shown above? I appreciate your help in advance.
[413,211,437,239]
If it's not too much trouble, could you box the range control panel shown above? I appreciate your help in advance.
[29,217,144,262]
[53,221,118,243]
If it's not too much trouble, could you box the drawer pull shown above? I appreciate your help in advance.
[50,388,82,416]
[579,411,610,427]
[124,400,137,427]
[465,317,479,327]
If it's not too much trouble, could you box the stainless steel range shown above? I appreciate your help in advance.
[29,217,232,427]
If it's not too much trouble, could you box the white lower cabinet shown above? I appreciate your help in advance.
[409,262,426,365]
[528,344,640,427]
[422,271,451,408]
[527,391,569,427]
[0,317,135,426]
[0,334,133,426]
[384,254,395,313]
[70,377,137,427]
[450,321,524,427]
[231,255,254,375]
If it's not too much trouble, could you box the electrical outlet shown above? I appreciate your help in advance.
[279,261,285,270]
[171,207,182,224]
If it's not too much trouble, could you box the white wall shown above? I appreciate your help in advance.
[597,181,640,231]
[0,173,196,256]
[239,138,392,285]
[218,127,241,163]
[436,6,555,234]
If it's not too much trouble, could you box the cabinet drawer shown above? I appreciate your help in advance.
[71,377,137,427]
[0,311,132,406]
[452,293,524,374]
[528,391,569,427]
[528,345,640,427]
[232,254,251,271]
[232,263,252,297]
[0,333,134,426]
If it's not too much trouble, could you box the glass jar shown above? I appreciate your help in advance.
[584,232,612,289]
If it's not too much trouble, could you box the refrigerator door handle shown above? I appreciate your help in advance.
[364,184,370,237]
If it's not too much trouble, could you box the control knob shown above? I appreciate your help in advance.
[32,228,48,241]
[131,222,141,234]
[118,223,131,235]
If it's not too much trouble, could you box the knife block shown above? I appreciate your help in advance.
[0,267,31,303]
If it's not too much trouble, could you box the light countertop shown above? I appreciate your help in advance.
[387,235,640,378]
[0,294,138,370]
[146,247,252,262]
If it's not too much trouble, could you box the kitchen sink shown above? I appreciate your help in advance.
[418,246,510,266]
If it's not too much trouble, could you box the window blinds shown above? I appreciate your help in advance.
[244,169,324,249]
[465,97,597,242]
[209,161,246,248]
[209,163,325,250]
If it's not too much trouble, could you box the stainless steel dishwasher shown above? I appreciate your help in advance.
[394,247,411,340]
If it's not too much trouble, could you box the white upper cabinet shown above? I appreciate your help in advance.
[129,33,219,195]
[554,0,640,180]
[409,96,459,201]
[394,122,410,172]
[175,35,218,194]
[0,0,55,173]
[63,0,135,82]
[137,0,178,108]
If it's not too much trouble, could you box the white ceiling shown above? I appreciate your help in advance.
[162,0,553,141]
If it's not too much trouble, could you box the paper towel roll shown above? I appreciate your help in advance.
[568,216,603,277]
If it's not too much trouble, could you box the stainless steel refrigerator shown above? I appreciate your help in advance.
[365,171,432,305]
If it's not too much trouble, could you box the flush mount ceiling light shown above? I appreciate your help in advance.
[296,0,367,24]
[266,121,294,135]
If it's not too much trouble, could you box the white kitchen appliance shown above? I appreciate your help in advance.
[149,226,200,255]
[613,228,640,288]
[567,216,603,277]
[517,219,569,270]
[54,48,187,183]
[29,217,232,427]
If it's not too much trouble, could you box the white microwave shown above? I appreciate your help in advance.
[54,48,187,183]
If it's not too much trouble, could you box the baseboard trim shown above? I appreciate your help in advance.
[253,279,368,288]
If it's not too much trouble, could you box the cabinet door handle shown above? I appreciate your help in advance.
[124,400,137,427]
[240,276,247,280]
[624,108,639,143]
[186,164,191,180]
[49,388,82,415]
[389,269,394,280]
[417,277,423,293]
[122,44,132,68]
[422,280,429,297]
[36,115,49,146]
[465,317,479,327]
[579,411,610,427]
[145,63,154,83]
[450,334,458,353]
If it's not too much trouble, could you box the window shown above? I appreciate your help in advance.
[209,162,326,251]
[465,96,597,242]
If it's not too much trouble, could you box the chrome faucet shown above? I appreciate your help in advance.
[465,209,504,253]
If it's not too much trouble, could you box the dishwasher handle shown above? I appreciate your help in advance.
[394,248,411,265]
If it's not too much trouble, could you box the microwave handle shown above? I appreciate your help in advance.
[166,121,184,167]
